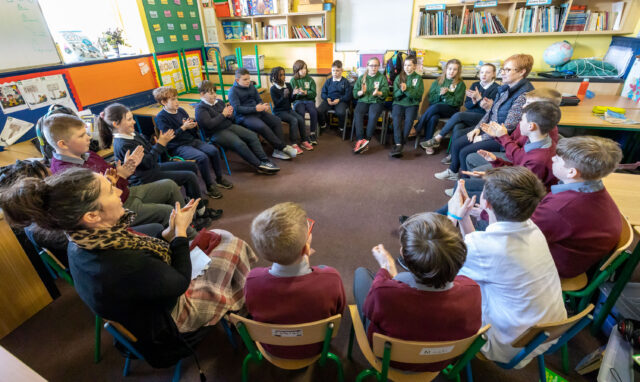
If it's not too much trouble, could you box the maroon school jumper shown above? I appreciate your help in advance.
[50,151,130,202]
[513,125,559,145]
[363,270,482,372]
[244,266,346,359]
[490,134,557,190]
[531,186,622,278]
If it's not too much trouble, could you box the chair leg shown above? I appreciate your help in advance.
[355,369,379,382]
[94,315,102,363]
[350,118,355,142]
[465,362,473,382]
[172,359,182,382]
[537,355,547,382]
[220,318,237,349]
[123,356,131,377]
[347,325,355,360]
[561,343,569,374]
[241,354,258,382]
[219,146,232,176]
[326,352,344,382]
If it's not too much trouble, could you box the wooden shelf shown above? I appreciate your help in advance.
[223,38,328,43]
[417,30,631,39]
[219,11,327,21]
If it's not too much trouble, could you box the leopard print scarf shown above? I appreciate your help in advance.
[67,210,171,264]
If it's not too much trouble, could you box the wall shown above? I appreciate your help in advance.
[410,0,640,72]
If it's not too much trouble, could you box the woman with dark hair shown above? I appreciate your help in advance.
[0,167,256,368]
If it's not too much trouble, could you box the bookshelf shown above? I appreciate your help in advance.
[415,0,637,39]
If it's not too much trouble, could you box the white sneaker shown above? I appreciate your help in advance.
[444,188,454,197]
[434,168,459,181]
[272,149,291,160]
[282,145,298,158]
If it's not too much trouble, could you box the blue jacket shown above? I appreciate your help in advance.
[228,82,263,122]
[494,79,533,124]
[464,81,499,114]
[321,77,352,103]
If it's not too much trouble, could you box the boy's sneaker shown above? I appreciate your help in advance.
[272,149,291,160]
[390,144,403,158]
[207,184,223,199]
[354,139,370,154]
[309,133,318,145]
[434,168,459,181]
[206,208,223,220]
[282,145,298,158]
[441,154,452,165]
[216,177,233,189]
[420,137,441,150]
[300,141,314,151]
[258,161,280,173]
[291,144,304,155]
[444,188,455,197]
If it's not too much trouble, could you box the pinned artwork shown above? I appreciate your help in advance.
[0,82,28,114]
[0,117,34,147]
[153,24,161,32]
[170,35,178,42]
[149,10,158,18]
[157,36,165,43]
[164,10,172,17]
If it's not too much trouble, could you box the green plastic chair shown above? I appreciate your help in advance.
[228,313,344,382]
[23,227,103,363]
[347,305,490,382]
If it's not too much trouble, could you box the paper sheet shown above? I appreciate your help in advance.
[17,77,54,110]
[0,117,34,146]
[0,82,29,114]
[189,246,211,280]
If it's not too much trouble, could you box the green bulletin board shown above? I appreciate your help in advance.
[141,0,204,52]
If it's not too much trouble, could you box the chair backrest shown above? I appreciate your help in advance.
[104,320,146,361]
[228,314,341,346]
[371,325,491,364]
[511,304,594,348]
[599,215,633,271]
[23,227,74,286]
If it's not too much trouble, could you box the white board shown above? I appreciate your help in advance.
[0,1,62,73]
[336,0,412,52]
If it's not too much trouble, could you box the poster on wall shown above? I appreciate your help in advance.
[0,117,34,147]
[158,56,186,92]
[185,52,203,88]
[17,77,53,110]
[0,82,29,114]
[622,58,640,104]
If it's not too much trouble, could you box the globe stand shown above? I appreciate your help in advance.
[538,65,576,79]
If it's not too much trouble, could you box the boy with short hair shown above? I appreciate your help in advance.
[153,86,233,199]
[45,114,181,227]
[531,136,623,278]
[195,80,280,174]
[244,202,345,359]
[449,167,567,367]
[228,68,297,160]
[317,60,352,131]
[354,212,481,372]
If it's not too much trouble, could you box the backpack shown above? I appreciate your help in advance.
[385,51,406,86]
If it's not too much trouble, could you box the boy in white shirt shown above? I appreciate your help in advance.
[447,166,567,367]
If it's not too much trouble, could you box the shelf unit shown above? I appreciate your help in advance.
[415,0,637,39]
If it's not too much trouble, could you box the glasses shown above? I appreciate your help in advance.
[500,67,518,73]
[368,64,379,67]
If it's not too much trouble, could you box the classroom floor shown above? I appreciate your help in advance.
[0,129,616,381]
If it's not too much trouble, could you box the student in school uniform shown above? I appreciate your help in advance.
[448,166,566,367]
[416,58,466,146]
[44,114,185,229]
[269,66,314,154]
[435,54,535,181]
[244,202,346,359]
[317,60,352,133]
[228,68,298,160]
[531,136,623,278]
[352,57,389,154]
[389,56,424,158]
[421,63,499,157]
[153,86,233,199]
[195,80,280,174]
[290,60,319,145]
[98,102,221,227]
[353,212,481,372]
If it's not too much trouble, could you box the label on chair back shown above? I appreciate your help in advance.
[419,345,454,355]
[272,329,303,337]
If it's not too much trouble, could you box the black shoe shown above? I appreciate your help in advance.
[258,161,280,174]
[216,177,234,189]
[205,208,223,220]
[390,144,403,158]
[397,256,409,271]
[309,133,318,145]
[399,215,408,224]
[441,154,452,165]
[207,185,223,199]
[193,216,212,231]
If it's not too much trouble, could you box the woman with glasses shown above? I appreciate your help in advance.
[434,54,535,185]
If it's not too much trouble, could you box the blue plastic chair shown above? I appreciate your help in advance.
[492,304,594,382]
[197,128,232,175]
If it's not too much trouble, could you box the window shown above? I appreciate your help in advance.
[40,0,149,63]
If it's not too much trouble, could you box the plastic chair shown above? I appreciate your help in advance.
[347,305,490,382]
[324,108,351,140]
[23,227,103,364]
[492,304,594,381]
[228,313,344,382]
[350,109,390,142]
[414,117,450,149]
[197,128,232,175]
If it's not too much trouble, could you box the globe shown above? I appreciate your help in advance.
[543,41,573,68]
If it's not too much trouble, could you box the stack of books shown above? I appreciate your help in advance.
[418,9,461,36]
[290,25,324,39]
[254,24,288,40]
[564,4,588,31]
[583,10,611,31]
[229,0,278,16]
[461,9,507,34]
[510,3,570,33]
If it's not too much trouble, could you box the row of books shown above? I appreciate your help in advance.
[417,10,461,36]
[229,0,278,17]
[290,25,324,39]
[510,4,570,33]
[461,10,507,35]
[565,4,622,31]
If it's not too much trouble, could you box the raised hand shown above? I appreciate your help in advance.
[447,180,476,221]
[371,244,397,277]
[400,83,407,92]
[481,121,507,137]
[103,167,119,185]
[157,129,175,146]
[477,149,497,162]
[180,118,197,131]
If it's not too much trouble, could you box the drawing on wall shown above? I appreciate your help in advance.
[0,117,34,147]
[0,82,29,114]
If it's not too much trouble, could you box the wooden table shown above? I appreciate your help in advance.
[592,172,640,334]
[559,95,640,132]
[0,346,46,381]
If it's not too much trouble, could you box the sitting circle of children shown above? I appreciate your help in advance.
[0,52,628,377]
